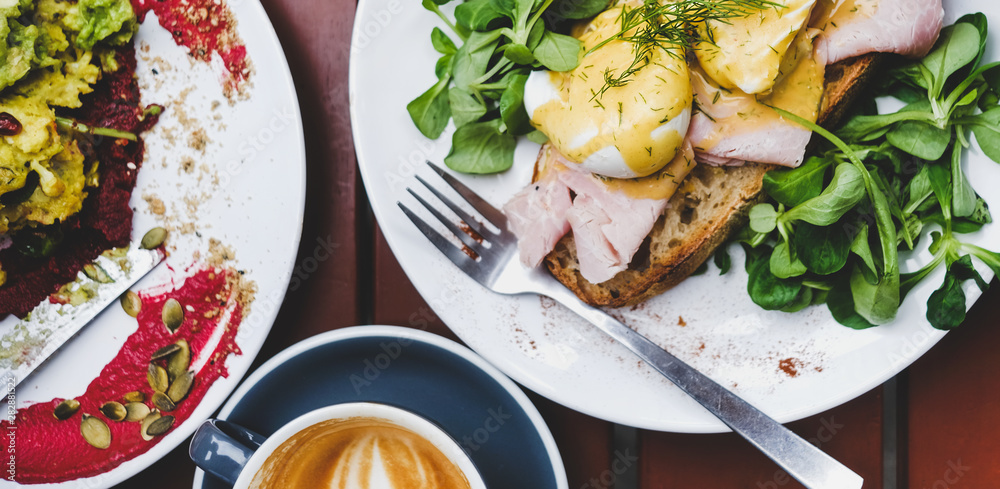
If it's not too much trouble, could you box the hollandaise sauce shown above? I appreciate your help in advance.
[527,6,693,179]
[692,27,826,150]
[695,0,818,95]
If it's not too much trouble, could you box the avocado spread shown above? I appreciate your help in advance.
[0,0,136,287]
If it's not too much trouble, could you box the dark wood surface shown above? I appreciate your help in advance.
[114,0,1000,487]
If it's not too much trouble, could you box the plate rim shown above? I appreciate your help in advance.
[190,325,569,489]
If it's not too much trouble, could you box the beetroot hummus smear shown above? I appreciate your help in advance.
[131,0,252,97]
[3,267,252,484]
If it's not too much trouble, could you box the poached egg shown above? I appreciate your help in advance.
[523,5,692,179]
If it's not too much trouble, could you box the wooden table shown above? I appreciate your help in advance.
[117,0,1000,487]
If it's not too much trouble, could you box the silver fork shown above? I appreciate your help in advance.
[399,161,864,489]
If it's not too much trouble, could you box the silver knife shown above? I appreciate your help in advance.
[0,246,165,387]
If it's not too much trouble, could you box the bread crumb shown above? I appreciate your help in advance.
[144,195,166,215]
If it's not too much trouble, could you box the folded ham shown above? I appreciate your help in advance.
[503,144,694,283]
[814,0,944,65]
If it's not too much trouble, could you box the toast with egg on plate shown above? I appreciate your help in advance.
[538,53,884,308]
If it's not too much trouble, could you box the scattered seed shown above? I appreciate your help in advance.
[147,363,168,392]
[167,370,194,403]
[150,343,181,361]
[122,391,145,403]
[124,402,150,422]
[100,402,127,422]
[83,263,114,283]
[151,392,176,412]
[162,299,184,333]
[167,339,191,381]
[140,227,167,250]
[81,414,111,449]
[140,410,162,441]
[146,415,174,437]
[54,399,81,420]
[121,291,142,318]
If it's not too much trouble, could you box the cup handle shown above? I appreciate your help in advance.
[189,419,268,486]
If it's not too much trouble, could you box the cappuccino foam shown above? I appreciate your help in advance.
[249,417,472,489]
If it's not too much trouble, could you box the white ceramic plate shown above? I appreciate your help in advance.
[0,1,306,486]
[350,1,1000,432]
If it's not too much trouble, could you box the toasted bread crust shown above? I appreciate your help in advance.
[538,54,882,307]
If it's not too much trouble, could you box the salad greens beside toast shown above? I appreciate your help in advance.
[741,13,1000,329]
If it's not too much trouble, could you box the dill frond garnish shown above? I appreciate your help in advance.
[588,0,783,99]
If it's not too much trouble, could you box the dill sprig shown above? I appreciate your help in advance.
[589,0,783,99]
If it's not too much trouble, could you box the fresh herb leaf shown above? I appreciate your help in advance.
[762,156,831,207]
[745,245,803,310]
[455,0,509,31]
[533,30,582,72]
[449,87,488,127]
[749,203,779,234]
[885,120,951,160]
[782,163,866,227]
[547,0,609,20]
[793,222,853,275]
[431,27,458,54]
[499,72,533,135]
[827,277,877,330]
[714,245,732,275]
[407,76,452,139]
[444,119,517,173]
[769,241,807,279]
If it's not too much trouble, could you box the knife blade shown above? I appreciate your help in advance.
[0,247,165,387]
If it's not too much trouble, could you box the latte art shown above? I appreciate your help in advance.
[249,417,472,489]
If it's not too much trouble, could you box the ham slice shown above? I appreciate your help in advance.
[503,167,573,268]
[688,113,814,167]
[504,144,693,283]
[814,0,944,65]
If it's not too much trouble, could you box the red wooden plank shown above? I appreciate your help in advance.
[529,392,617,489]
[905,285,1000,488]
[243,0,362,360]
[640,390,884,489]
[373,226,459,341]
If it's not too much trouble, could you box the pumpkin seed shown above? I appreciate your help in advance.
[150,343,181,361]
[167,339,190,381]
[140,227,167,250]
[120,291,142,318]
[140,410,161,441]
[151,392,176,412]
[146,415,174,437]
[99,402,127,421]
[162,299,184,333]
[81,414,111,449]
[122,391,145,403]
[53,399,80,420]
[124,402,150,422]
[167,370,194,403]
[83,264,114,283]
[147,363,168,392]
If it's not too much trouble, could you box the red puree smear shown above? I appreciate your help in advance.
[0,47,159,318]
[131,0,251,95]
[4,268,246,484]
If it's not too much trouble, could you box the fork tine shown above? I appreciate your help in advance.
[406,188,487,254]
[415,174,492,238]
[426,161,508,230]
[398,203,478,273]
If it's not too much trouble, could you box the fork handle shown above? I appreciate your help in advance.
[545,286,864,489]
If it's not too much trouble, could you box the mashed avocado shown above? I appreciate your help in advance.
[0,0,135,239]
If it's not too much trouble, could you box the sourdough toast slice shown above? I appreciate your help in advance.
[539,53,883,308]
